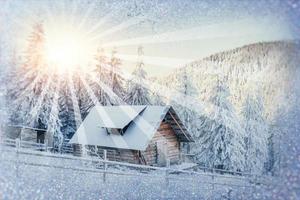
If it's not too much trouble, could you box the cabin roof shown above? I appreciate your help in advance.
[92,105,146,129]
[69,105,194,151]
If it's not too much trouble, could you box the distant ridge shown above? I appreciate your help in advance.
[154,40,300,126]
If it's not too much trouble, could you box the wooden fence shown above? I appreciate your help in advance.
[0,137,273,199]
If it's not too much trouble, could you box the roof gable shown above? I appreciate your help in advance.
[92,106,146,129]
[165,107,194,142]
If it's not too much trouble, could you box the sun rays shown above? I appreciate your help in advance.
[27,73,54,125]
[87,17,146,43]
[10,0,229,145]
[104,53,194,69]
[68,72,83,129]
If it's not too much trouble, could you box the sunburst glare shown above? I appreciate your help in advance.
[45,24,96,74]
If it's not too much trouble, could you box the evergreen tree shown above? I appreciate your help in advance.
[72,72,93,120]
[194,79,246,171]
[242,94,268,174]
[58,79,77,140]
[92,48,115,106]
[125,46,151,105]
[0,74,7,132]
[265,106,287,175]
[150,89,166,106]
[7,22,49,128]
[170,68,198,153]
[46,74,63,150]
[109,48,126,103]
[5,23,64,149]
[2,50,18,128]
[266,124,281,175]
[172,68,198,125]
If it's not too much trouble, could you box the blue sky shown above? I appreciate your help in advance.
[0,0,299,76]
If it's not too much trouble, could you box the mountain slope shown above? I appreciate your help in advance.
[154,40,300,172]
[156,40,300,122]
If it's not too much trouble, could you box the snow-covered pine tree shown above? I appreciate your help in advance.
[150,88,166,106]
[0,74,7,133]
[58,79,77,140]
[92,48,115,106]
[48,113,63,151]
[125,46,151,105]
[2,50,19,130]
[7,22,48,128]
[242,94,268,174]
[171,68,198,126]
[71,72,93,120]
[177,68,190,122]
[266,123,281,175]
[46,74,63,150]
[194,78,246,171]
[266,107,286,176]
[108,48,126,104]
[168,67,199,153]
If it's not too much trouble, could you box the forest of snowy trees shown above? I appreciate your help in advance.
[155,41,300,174]
[2,22,300,176]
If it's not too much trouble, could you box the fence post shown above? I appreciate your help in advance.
[165,159,170,192]
[179,152,182,163]
[15,138,21,149]
[15,138,20,199]
[103,149,107,183]
[253,174,258,199]
[45,139,48,152]
[211,168,215,200]
[81,145,87,157]
[95,146,98,157]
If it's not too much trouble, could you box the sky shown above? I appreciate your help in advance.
[0,0,299,76]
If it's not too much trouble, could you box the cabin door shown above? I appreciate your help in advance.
[156,139,168,166]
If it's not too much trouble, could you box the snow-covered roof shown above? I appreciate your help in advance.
[69,105,193,151]
[93,105,146,129]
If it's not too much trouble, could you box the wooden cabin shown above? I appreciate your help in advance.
[69,105,194,166]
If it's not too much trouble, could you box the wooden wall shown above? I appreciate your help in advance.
[74,145,140,164]
[74,122,181,166]
[93,147,140,164]
[143,122,180,166]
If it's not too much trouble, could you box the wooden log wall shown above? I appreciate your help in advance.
[73,144,140,164]
[72,122,181,166]
[143,122,180,166]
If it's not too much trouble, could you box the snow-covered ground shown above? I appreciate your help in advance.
[0,145,269,200]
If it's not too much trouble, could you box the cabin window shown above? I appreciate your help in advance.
[106,128,124,135]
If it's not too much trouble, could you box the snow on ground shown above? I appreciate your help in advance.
[0,145,271,200]
[170,162,198,170]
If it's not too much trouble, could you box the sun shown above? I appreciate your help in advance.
[45,26,96,74]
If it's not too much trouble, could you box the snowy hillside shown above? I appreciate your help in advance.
[154,40,300,174]
[156,41,299,120]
